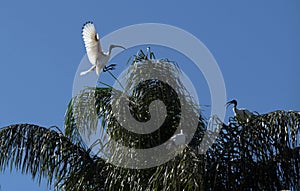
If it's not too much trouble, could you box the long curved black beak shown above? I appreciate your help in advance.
[225,101,233,108]
[111,45,126,50]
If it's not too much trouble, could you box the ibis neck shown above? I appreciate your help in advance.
[233,107,237,115]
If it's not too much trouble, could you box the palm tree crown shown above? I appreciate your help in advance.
[0,49,299,190]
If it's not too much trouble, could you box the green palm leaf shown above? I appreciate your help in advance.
[1,49,299,190]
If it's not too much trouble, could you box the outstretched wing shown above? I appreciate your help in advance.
[82,21,102,65]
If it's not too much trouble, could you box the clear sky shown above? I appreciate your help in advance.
[0,0,299,190]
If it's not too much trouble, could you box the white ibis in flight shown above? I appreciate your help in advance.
[226,99,254,123]
[80,21,125,76]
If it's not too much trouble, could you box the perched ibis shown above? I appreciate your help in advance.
[170,129,186,146]
[226,99,254,123]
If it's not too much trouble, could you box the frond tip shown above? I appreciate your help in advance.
[0,124,104,190]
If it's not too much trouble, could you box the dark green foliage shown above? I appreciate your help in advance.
[205,111,300,190]
[0,50,299,190]
[0,124,106,191]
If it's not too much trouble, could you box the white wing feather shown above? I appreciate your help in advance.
[82,22,102,66]
[170,132,186,146]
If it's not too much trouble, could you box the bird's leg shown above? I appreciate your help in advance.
[80,65,96,76]
[103,64,116,72]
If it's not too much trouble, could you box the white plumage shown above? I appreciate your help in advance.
[80,21,125,76]
[170,129,186,146]
[226,99,254,123]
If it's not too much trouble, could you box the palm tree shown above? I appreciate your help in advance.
[0,49,299,190]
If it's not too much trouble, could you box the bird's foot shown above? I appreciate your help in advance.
[103,64,116,72]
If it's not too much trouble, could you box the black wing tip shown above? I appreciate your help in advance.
[83,21,93,26]
[81,21,94,35]
[82,21,94,30]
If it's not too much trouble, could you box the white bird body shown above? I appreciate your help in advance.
[80,22,125,76]
[227,99,254,123]
[170,129,186,146]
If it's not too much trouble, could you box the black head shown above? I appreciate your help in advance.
[226,99,237,108]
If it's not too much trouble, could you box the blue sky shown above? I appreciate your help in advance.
[0,0,299,190]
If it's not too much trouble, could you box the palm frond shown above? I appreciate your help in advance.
[2,48,299,190]
[205,110,300,190]
[0,124,105,191]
